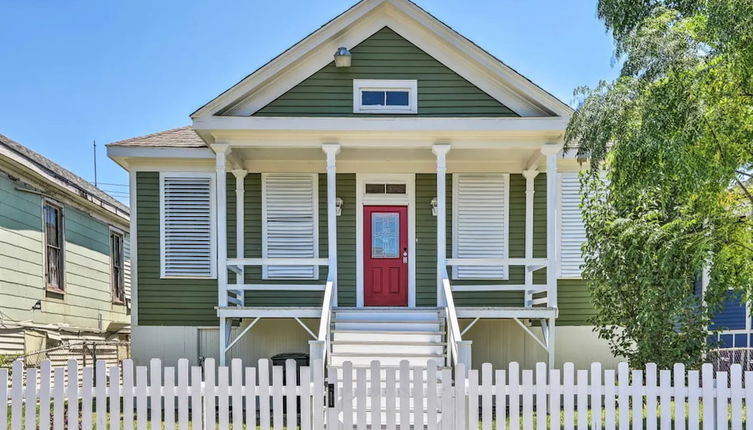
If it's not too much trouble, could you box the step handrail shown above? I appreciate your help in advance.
[439,266,462,367]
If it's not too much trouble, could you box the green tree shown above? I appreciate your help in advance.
[565,0,753,369]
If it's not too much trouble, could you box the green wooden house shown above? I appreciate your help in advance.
[108,0,617,371]
[0,133,131,367]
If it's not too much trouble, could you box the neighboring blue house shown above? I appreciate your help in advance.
[712,291,751,349]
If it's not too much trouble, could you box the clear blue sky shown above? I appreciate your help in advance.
[0,0,618,203]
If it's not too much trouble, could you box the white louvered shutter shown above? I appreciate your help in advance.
[161,175,215,277]
[559,172,586,278]
[263,174,318,279]
[453,174,509,279]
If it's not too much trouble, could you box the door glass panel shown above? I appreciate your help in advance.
[371,212,399,258]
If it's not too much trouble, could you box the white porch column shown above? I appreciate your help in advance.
[214,144,230,365]
[322,144,341,304]
[432,144,451,306]
[522,169,539,307]
[232,169,247,299]
[542,143,561,368]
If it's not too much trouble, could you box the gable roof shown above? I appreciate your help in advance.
[191,0,573,120]
[0,133,129,218]
[108,126,206,148]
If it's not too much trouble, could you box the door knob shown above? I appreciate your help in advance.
[402,248,408,263]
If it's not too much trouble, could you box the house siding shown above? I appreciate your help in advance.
[0,172,129,330]
[136,171,592,325]
[251,27,517,118]
[136,171,217,326]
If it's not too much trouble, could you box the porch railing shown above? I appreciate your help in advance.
[225,258,330,292]
[445,258,550,307]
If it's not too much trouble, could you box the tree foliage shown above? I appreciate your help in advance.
[565,0,753,369]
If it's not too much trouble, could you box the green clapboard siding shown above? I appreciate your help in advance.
[253,27,518,117]
[137,171,593,326]
[136,172,218,326]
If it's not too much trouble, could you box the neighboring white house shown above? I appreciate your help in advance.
[0,133,131,367]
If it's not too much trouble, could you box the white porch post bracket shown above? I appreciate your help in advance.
[232,169,247,307]
[522,169,539,308]
[432,144,451,306]
[214,143,230,365]
[322,143,341,305]
[457,340,472,375]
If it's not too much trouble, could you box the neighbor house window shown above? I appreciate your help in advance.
[558,172,586,278]
[160,173,216,278]
[353,79,417,114]
[43,201,65,291]
[452,174,509,280]
[110,229,125,303]
[262,173,318,279]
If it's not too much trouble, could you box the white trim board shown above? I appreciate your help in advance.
[355,173,416,308]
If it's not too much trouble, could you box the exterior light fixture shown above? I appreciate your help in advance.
[336,197,344,216]
[334,47,351,68]
[430,197,438,216]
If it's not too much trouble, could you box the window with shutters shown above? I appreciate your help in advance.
[452,173,509,280]
[558,172,586,278]
[159,173,216,278]
[262,173,319,279]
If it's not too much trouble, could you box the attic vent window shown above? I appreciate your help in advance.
[366,183,407,195]
[353,79,417,114]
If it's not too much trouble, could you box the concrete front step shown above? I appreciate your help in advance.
[333,321,442,331]
[332,342,444,355]
[330,354,446,367]
[333,329,443,338]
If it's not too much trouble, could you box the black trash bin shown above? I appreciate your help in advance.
[271,352,309,384]
[271,352,309,414]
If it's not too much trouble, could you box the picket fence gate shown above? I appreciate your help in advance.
[2,358,752,429]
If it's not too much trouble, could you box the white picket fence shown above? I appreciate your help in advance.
[2,358,751,429]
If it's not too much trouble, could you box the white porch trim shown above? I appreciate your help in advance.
[355,173,417,308]
[542,143,562,368]
[215,144,229,365]
[232,169,247,305]
[322,144,341,305]
[522,169,539,306]
[432,144,451,306]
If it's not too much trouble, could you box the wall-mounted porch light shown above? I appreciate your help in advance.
[336,197,344,216]
[430,197,438,216]
[334,47,351,68]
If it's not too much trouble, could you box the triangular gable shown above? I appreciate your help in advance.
[192,0,572,119]
[253,27,518,117]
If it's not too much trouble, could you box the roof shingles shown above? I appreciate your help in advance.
[0,133,129,216]
[108,126,206,148]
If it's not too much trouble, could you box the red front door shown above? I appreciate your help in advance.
[364,205,408,306]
